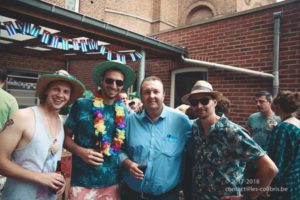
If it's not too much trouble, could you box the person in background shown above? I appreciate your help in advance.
[0,67,18,130]
[64,61,135,200]
[215,94,231,117]
[0,70,84,200]
[118,90,133,113]
[0,67,19,194]
[129,97,143,113]
[120,76,192,200]
[267,90,300,200]
[247,91,281,151]
[182,80,278,200]
[175,104,190,113]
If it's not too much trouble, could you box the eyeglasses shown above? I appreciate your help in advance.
[104,78,124,87]
[190,97,211,106]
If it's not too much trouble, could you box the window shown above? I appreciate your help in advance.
[170,67,207,108]
[65,0,79,12]
[6,70,39,108]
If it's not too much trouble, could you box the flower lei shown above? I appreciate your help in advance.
[92,94,126,156]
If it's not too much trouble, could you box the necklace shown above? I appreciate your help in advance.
[93,94,125,156]
[40,107,60,156]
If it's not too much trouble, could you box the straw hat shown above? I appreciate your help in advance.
[92,60,136,90]
[181,80,221,105]
[36,70,85,105]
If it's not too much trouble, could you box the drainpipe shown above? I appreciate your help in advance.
[181,56,274,79]
[273,11,282,97]
[137,50,146,97]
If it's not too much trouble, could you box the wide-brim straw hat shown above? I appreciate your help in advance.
[181,80,222,105]
[92,60,136,90]
[36,70,85,105]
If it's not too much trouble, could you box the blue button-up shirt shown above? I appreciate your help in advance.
[119,105,192,195]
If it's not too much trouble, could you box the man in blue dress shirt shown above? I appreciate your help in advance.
[119,76,192,200]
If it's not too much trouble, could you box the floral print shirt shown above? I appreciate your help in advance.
[267,122,300,200]
[191,116,265,200]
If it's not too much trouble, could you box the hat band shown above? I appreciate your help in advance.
[191,85,213,92]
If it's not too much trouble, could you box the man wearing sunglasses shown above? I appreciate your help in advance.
[181,80,278,200]
[64,61,136,200]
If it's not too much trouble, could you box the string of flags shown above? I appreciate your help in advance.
[2,20,143,63]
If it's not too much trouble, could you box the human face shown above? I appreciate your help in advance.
[118,92,128,105]
[44,81,71,111]
[101,70,124,100]
[189,94,216,119]
[255,96,272,115]
[141,80,165,112]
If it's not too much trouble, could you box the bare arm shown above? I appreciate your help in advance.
[220,154,278,200]
[63,126,104,165]
[0,109,65,193]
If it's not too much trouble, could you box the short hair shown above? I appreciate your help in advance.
[272,90,300,114]
[140,76,164,94]
[255,91,273,102]
[0,67,8,82]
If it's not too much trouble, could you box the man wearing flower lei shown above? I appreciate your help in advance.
[119,76,193,200]
[64,61,136,200]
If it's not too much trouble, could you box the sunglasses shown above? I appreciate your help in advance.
[190,97,211,106]
[104,78,124,87]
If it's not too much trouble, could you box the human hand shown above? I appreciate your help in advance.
[80,148,104,165]
[40,172,65,194]
[127,161,144,180]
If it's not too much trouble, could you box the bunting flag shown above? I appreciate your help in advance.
[107,51,112,61]
[4,20,143,63]
[135,51,143,59]
[80,39,88,52]
[99,45,106,55]
[22,22,31,34]
[88,39,98,50]
[130,52,136,62]
[121,55,126,64]
[30,25,41,37]
[72,39,80,50]
[61,37,69,50]
[51,34,59,48]
[15,20,23,32]
[3,22,17,36]
[41,30,51,44]
[116,54,121,62]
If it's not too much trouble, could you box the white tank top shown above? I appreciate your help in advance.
[2,106,64,200]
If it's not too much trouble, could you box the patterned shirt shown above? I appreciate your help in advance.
[267,122,300,200]
[65,98,126,188]
[191,116,265,200]
[247,112,281,150]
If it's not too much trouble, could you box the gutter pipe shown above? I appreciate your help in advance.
[181,56,274,79]
[273,11,282,97]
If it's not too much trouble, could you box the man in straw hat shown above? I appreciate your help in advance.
[0,70,85,200]
[64,60,136,200]
[182,80,278,200]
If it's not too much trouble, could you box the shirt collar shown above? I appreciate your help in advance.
[141,104,167,120]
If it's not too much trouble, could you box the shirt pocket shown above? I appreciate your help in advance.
[161,134,183,157]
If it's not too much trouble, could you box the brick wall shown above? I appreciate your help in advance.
[147,1,300,126]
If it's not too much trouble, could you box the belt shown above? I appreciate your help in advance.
[124,184,178,200]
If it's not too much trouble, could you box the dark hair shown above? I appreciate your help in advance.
[0,67,8,82]
[255,91,273,102]
[185,106,198,120]
[215,95,231,116]
[272,90,300,114]
[140,76,164,94]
